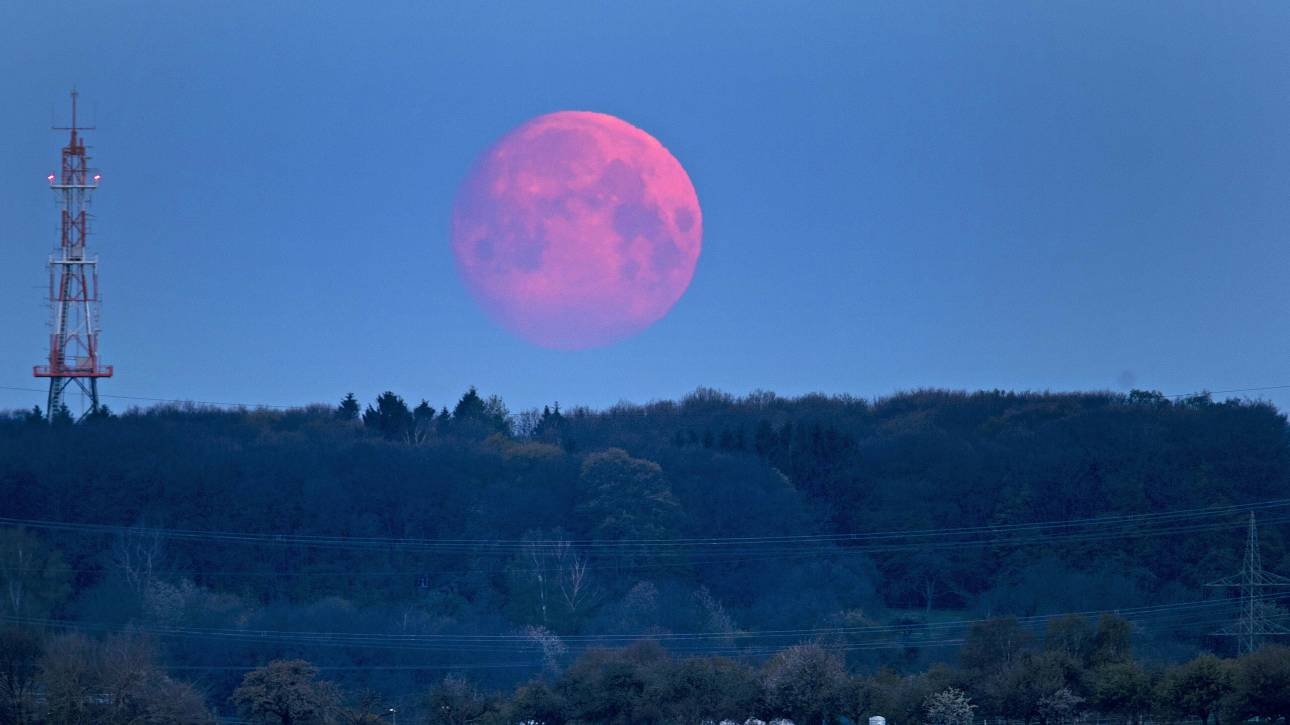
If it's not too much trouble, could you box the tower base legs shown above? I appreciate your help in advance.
[46,376,102,422]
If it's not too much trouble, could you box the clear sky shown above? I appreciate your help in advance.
[1,2,1288,415]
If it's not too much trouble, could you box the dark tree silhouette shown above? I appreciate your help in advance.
[336,393,361,421]
[362,391,412,440]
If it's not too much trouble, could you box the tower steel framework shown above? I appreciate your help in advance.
[1206,512,1290,654]
[33,90,112,421]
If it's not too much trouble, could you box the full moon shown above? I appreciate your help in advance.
[451,111,702,349]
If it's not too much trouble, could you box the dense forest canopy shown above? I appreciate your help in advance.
[1,387,1288,721]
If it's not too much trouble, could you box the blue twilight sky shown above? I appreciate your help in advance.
[1,2,1288,415]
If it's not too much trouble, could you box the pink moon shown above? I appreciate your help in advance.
[451,111,702,349]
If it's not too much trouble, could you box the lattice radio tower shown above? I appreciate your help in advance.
[33,90,113,421]
[1206,512,1290,654]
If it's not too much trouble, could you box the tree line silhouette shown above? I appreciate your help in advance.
[1,386,1288,720]
[5,616,1290,723]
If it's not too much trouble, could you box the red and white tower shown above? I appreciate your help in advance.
[34,90,112,421]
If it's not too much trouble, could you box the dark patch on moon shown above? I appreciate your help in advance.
[674,206,695,233]
[613,201,665,243]
[598,159,647,202]
[650,236,683,280]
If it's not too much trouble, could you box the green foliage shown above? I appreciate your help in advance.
[50,403,73,427]
[664,656,761,724]
[84,403,114,422]
[961,617,1033,673]
[363,391,413,440]
[533,403,569,447]
[231,659,341,725]
[2,387,1289,720]
[968,649,1081,724]
[1090,613,1133,667]
[413,399,434,422]
[502,681,566,725]
[576,448,683,541]
[1156,653,1232,724]
[11,622,1290,724]
[1087,661,1153,723]
[1229,644,1290,723]
[0,528,72,619]
[557,641,670,724]
[450,386,511,438]
[761,644,847,724]
[336,393,361,421]
[1127,389,1167,406]
[1043,614,1094,664]
[452,386,488,421]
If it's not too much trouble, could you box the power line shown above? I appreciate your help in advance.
[4,382,1290,416]
[0,509,1283,579]
[1162,384,1290,400]
[0,384,295,407]
[2,498,1285,552]
[5,593,1281,657]
[168,663,551,672]
[14,590,1287,644]
[1206,513,1290,653]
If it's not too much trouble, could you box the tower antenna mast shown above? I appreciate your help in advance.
[34,90,113,420]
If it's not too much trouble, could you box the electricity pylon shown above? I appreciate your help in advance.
[1206,512,1290,654]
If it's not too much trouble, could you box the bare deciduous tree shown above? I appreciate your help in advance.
[521,534,600,627]
[0,627,42,725]
[113,525,165,600]
[555,540,595,616]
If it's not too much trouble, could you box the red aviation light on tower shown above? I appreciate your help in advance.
[34,90,113,422]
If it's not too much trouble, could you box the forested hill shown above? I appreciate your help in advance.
[1,387,1288,702]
